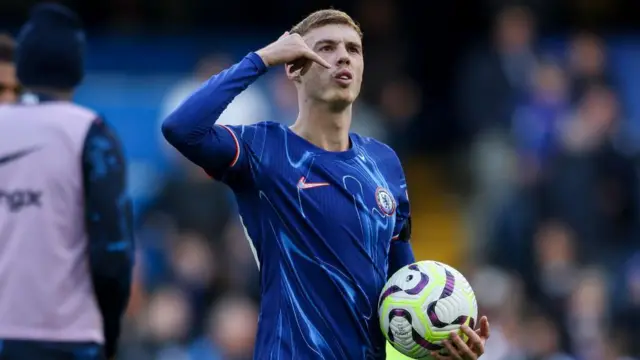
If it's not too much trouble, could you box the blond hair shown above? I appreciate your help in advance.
[290,9,362,38]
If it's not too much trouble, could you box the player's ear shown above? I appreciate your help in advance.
[285,64,302,83]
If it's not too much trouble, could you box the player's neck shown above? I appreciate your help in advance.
[291,103,352,152]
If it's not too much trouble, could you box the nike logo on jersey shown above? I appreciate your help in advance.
[297,176,330,189]
[0,147,41,167]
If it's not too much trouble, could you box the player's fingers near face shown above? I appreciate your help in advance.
[304,50,331,69]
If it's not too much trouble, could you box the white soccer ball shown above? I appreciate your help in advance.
[378,260,478,359]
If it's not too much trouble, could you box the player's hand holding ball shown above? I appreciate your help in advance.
[432,316,490,360]
[379,260,490,359]
[256,32,331,75]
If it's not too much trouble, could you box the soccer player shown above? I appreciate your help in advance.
[163,9,489,360]
[0,4,133,360]
[0,33,18,104]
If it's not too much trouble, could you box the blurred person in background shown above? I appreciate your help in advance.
[167,232,221,337]
[612,253,640,358]
[511,60,571,184]
[141,157,235,245]
[531,221,579,310]
[457,4,538,138]
[522,310,574,360]
[567,32,614,104]
[471,267,526,360]
[220,220,261,301]
[132,286,192,360]
[541,84,639,265]
[0,3,133,360]
[458,4,540,249]
[566,269,610,360]
[0,33,18,104]
[189,295,258,360]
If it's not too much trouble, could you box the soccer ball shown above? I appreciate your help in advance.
[379,260,478,359]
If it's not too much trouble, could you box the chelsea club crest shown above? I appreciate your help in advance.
[375,187,396,216]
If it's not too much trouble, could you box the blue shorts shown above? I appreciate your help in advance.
[0,340,104,360]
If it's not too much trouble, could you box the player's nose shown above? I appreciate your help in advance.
[336,54,351,67]
[335,44,351,66]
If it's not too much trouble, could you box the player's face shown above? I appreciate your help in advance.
[0,62,18,104]
[299,24,363,107]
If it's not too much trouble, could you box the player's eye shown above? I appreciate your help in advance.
[319,45,333,52]
[348,46,361,54]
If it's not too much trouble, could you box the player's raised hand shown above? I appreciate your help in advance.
[256,32,331,73]
[431,316,490,360]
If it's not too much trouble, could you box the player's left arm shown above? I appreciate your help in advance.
[82,119,135,360]
[388,186,415,277]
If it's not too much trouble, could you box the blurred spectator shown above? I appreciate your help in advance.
[353,0,408,104]
[221,221,261,301]
[142,158,235,244]
[456,4,538,137]
[127,286,193,360]
[613,253,640,357]
[567,269,610,360]
[459,5,539,248]
[542,84,639,264]
[189,295,258,360]
[471,267,526,360]
[378,75,422,152]
[512,60,571,183]
[533,220,579,304]
[267,70,297,123]
[0,33,18,104]
[169,232,222,335]
[567,32,614,104]
[522,310,575,360]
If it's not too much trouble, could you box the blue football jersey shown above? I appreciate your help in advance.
[210,122,409,359]
[162,53,415,360]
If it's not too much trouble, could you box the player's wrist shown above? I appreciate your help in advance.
[255,48,273,67]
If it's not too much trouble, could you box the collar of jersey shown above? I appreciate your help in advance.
[284,125,358,161]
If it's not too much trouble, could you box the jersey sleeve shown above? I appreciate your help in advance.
[392,185,411,241]
[82,118,134,359]
[161,52,268,187]
[388,170,415,276]
[207,122,269,189]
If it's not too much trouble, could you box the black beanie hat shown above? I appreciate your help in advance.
[16,3,85,90]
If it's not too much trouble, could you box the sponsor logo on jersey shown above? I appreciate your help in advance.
[0,190,42,212]
[0,146,41,167]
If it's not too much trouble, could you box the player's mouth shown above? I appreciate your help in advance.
[333,69,353,86]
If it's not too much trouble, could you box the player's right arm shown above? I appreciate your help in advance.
[161,33,330,179]
[161,52,269,178]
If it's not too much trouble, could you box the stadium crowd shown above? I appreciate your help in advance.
[1,0,639,359]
